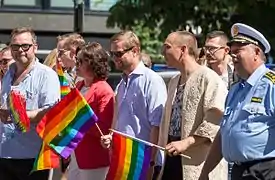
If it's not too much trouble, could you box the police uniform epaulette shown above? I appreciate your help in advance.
[264,71,275,84]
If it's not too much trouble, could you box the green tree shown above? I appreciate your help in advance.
[107,0,275,61]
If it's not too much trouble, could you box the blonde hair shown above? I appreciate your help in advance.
[57,33,85,51]
[43,48,58,69]
[110,30,140,50]
[11,27,37,43]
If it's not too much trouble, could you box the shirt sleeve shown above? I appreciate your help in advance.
[38,69,60,108]
[146,75,167,127]
[88,85,115,138]
[193,76,228,142]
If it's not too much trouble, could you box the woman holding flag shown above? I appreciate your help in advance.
[67,42,115,180]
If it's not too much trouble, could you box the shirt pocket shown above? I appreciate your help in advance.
[241,103,267,132]
[25,90,38,109]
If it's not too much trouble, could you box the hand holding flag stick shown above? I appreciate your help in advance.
[109,129,191,159]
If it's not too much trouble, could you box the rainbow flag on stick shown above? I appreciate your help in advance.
[8,90,30,132]
[32,142,60,172]
[106,130,152,180]
[56,60,70,98]
[36,88,98,159]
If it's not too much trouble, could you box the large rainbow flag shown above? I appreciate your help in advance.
[106,131,152,180]
[56,60,71,98]
[36,88,98,159]
[8,90,30,132]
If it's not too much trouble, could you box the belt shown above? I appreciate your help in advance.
[234,157,275,166]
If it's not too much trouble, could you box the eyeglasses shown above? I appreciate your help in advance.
[203,46,225,54]
[10,44,33,51]
[57,49,70,57]
[109,47,134,58]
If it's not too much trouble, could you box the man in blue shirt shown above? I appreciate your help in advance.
[101,30,167,179]
[199,23,275,180]
[0,27,60,180]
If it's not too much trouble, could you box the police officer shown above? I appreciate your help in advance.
[199,23,275,180]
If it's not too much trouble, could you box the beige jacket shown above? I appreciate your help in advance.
[158,66,228,180]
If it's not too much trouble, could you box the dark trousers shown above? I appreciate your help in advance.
[0,158,49,180]
[231,158,275,180]
[161,135,183,180]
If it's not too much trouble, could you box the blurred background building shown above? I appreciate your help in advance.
[0,0,119,60]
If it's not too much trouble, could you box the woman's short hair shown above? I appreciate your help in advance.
[78,42,110,80]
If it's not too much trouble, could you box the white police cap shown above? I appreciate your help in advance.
[228,23,271,53]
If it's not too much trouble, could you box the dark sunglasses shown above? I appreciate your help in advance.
[10,44,33,51]
[0,58,12,65]
[109,47,134,58]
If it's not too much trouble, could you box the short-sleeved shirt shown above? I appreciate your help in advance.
[0,60,60,159]
[115,62,167,141]
[220,64,275,162]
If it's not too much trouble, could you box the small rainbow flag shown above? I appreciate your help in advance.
[106,131,152,180]
[36,88,98,159]
[8,90,30,132]
[56,60,70,98]
[32,142,60,171]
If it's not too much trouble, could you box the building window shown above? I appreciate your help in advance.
[2,0,40,6]
[50,0,75,8]
[89,0,117,11]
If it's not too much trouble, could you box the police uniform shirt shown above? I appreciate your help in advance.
[220,64,275,163]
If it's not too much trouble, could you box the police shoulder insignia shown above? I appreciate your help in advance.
[264,71,275,84]
[251,97,262,103]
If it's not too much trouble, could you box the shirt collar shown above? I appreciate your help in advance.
[246,64,268,86]
[121,61,146,80]
[130,61,146,75]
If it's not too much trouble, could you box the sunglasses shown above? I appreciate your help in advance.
[109,47,134,58]
[0,58,12,65]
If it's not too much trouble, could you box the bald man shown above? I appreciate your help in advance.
[157,31,228,180]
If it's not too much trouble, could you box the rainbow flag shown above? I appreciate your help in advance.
[8,90,30,132]
[56,60,70,98]
[106,131,152,180]
[32,142,60,171]
[36,88,98,159]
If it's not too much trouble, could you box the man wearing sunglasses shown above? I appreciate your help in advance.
[0,27,60,180]
[101,30,167,179]
[204,31,236,89]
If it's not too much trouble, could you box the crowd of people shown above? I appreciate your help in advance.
[0,22,274,180]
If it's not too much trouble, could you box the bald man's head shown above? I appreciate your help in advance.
[166,31,198,58]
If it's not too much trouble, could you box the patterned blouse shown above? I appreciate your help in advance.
[168,80,185,137]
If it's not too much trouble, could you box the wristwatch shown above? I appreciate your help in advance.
[150,160,155,167]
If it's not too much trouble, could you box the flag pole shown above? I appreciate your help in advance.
[110,129,191,159]
[95,123,104,136]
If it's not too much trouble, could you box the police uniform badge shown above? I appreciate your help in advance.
[232,25,239,37]
[264,71,275,84]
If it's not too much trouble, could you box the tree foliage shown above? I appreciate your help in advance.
[107,0,275,63]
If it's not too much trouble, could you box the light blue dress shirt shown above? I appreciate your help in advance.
[0,60,60,159]
[220,64,275,163]
[115,62,167,141]
[115,62,167,166]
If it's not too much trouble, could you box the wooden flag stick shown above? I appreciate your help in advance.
[110,129,191,159]
[95,123,104,136]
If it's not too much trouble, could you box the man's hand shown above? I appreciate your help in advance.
[0,109,11,124]
[100,133,113,149]
[165,138,191,156]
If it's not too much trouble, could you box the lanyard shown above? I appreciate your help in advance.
[12,61,35,86]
